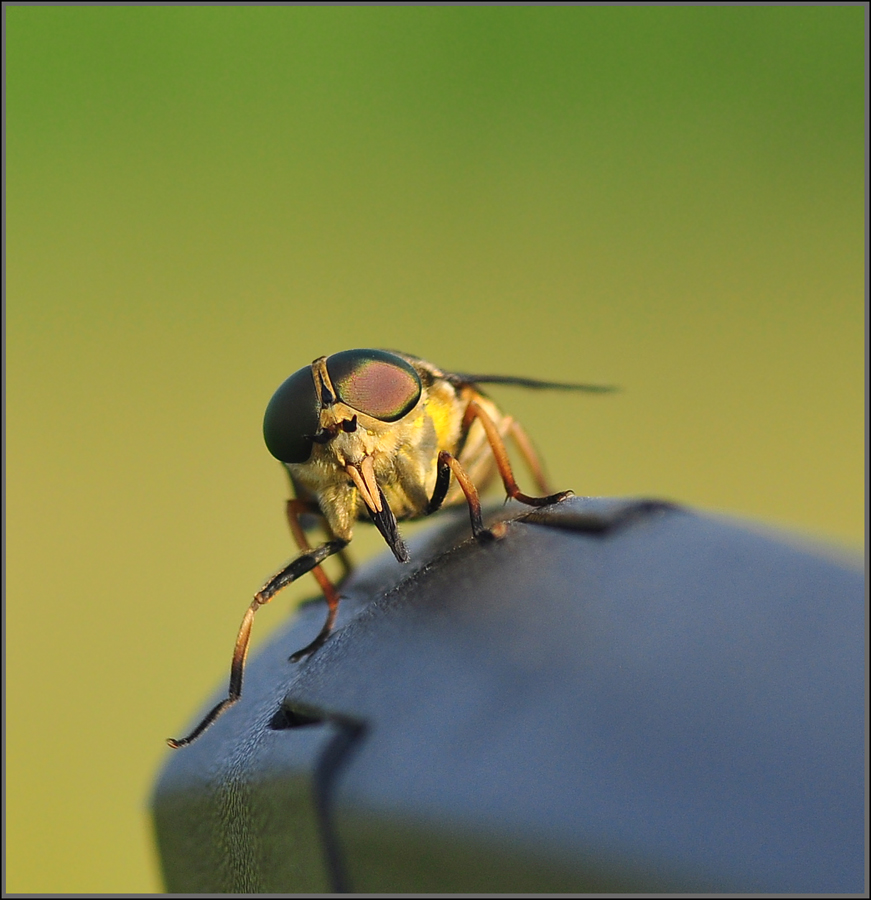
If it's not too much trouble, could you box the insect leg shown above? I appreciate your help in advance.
[465,400,571,507]
[286,498,350,600]
[286,498,353,578]
[288,606,342,662]
[428,450,492,541]
[166,538,347,749]
[505,418,553,495]
[284,499,354,662]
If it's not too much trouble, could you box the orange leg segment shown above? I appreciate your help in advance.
[285,499,344,609]
[505,418,553,496]
[463,400,571,507]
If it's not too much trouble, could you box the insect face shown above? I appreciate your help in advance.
[263,350,423,464]
[264,350,450,558]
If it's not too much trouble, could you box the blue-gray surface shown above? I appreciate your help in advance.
[152,497,865,893]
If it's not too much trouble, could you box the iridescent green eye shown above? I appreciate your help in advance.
[327,349,422,422]
[263,366,319,463]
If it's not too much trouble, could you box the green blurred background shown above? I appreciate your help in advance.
[6,6,864,893]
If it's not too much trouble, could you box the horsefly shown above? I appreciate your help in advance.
[168,349,614,748]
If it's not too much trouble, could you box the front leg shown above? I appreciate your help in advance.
[166,538,347,749]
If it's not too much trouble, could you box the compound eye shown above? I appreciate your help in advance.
[263,366,319,463]
[327,349,422,422]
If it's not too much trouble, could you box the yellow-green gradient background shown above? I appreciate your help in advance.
[6,7,864,893]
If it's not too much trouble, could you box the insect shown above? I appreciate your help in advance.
[168,349,614,748]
